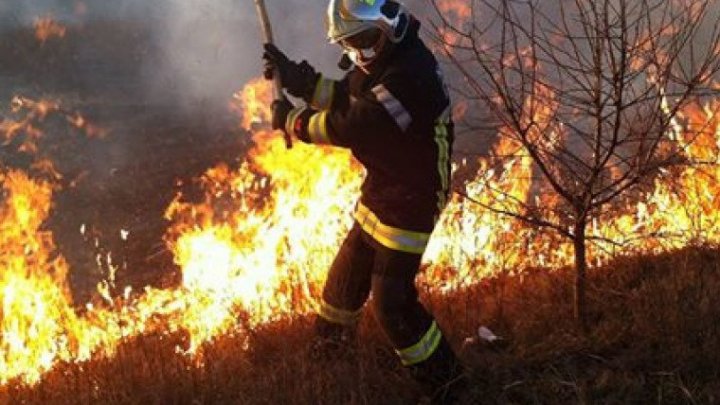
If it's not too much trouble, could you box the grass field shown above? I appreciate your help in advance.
[2,245,718,404]
[2,17,719,405]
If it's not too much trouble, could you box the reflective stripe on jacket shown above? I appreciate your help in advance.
[289,17,454,250]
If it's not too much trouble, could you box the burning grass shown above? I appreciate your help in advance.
[2,17,720,402]
[2,76,720,400]
[0,245,718,404]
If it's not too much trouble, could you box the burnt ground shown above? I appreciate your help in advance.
[0,21,251,303]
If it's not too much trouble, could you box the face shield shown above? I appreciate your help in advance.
[339,27,387,68]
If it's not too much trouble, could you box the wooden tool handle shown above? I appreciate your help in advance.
[254,0,293,148]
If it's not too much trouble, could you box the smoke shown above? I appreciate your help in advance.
[0,1,431,113]
[143,0,431,111]
[0,0,430,109]
[0,0,155,27]
[143,0,336,112]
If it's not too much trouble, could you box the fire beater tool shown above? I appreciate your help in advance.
[254,0,293,149]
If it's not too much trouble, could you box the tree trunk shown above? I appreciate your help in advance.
[573,219,588,332]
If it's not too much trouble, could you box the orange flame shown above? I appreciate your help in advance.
[431,0,473,51]
[33,16,66,44]
[1,75,719,386]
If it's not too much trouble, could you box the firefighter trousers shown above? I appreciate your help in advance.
[315,222,457,374]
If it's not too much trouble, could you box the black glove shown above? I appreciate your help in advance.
[271,97,294,132]
[263,43,319,101]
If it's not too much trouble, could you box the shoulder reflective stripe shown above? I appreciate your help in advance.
[396,321,443,366]
[371,84,412,132]
[434,123,451,211]
[285,106,307,138]
[434,123,450,190]
[353,203,431,254]
[316,298,362,325]
[311,76,335,110]
[434,104,452,212]
[308,111,332,145]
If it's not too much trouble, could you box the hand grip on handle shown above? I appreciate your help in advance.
[254,0,293,149]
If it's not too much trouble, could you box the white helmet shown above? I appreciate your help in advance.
[326,0,410,45]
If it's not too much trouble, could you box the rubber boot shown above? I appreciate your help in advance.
[410,338,467,403]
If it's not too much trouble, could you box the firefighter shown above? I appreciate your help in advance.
[262,0,462,399]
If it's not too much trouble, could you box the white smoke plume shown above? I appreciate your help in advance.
[0,0,429,113]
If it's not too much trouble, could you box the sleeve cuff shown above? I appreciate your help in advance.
[285,107,332,145]
[284,106,307,139]
[306,110,333,145]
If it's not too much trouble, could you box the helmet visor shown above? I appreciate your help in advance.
[339,28,382,50]
[339,28,386,68]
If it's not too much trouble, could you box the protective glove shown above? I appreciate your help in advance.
[263,43,319,101]
[271,97,294,132]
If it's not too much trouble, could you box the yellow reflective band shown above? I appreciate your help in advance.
[434,106,452,212]
[316,298,362,325]
[396,321,443,366]
[285,106,307,138]
[311,76,335,110]
[353,203,431,254]
[434,123,450,211]
[308,111,332,145]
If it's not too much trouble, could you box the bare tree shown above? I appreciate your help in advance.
[429,0,720,329]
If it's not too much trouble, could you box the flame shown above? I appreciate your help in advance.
[437,0,471,20]
[431,0,472,51]
[0,170,70,383]
[0,79,362,383]
[231,77,274,131]
[167,78,364,349]
[1,73,719,387]
[33,16,66,44]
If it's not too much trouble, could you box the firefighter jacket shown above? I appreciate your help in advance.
[286,17,453,255]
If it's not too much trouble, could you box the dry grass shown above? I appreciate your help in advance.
[1,21,719,405]
[1,246,718,404]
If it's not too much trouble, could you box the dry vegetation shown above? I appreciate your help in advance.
[0,245,717,404]
[2,12,719,405]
